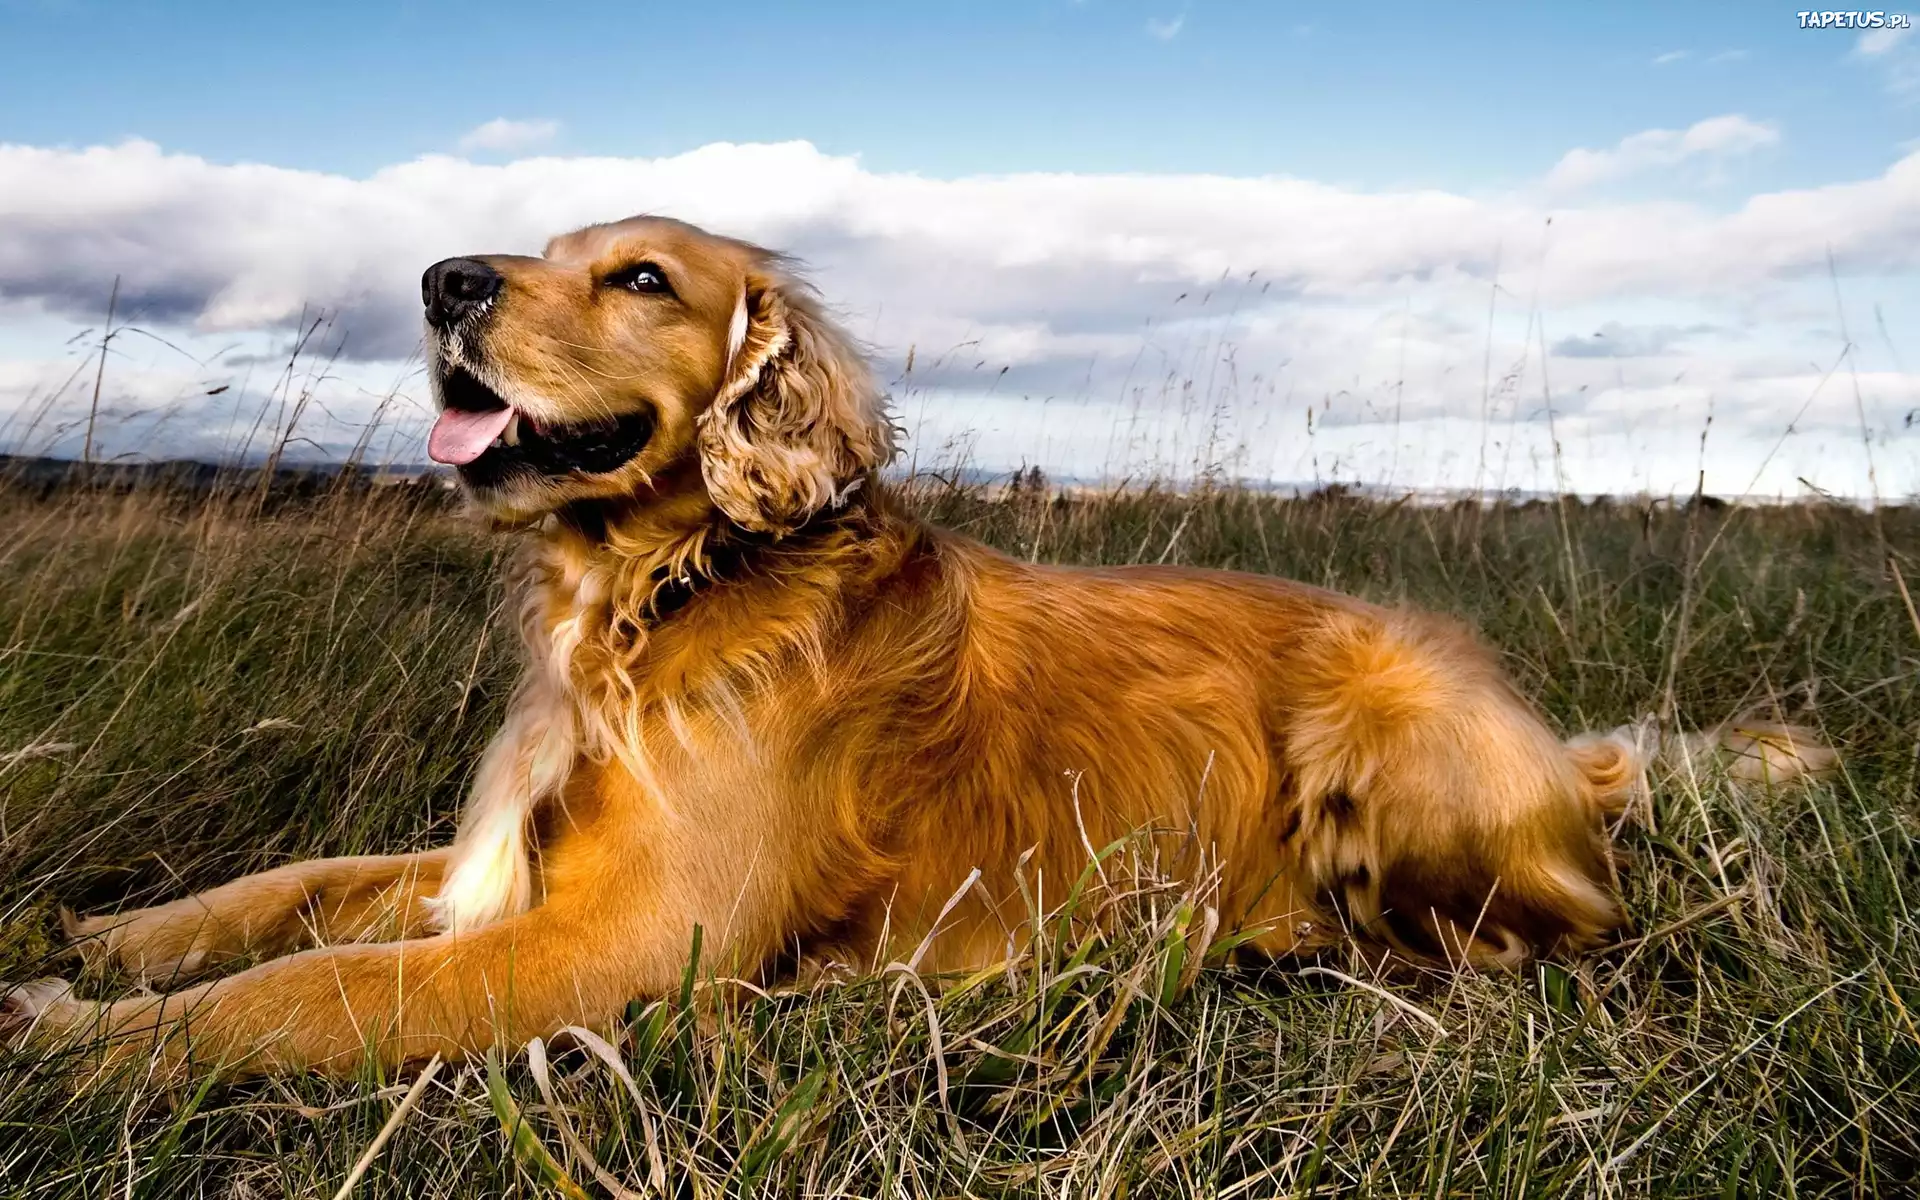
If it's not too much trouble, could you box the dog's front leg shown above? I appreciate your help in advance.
[62,850,452,986]
[14,894,690,1079]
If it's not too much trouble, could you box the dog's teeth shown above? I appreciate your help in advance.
[503,411,521,447]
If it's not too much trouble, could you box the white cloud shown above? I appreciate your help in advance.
[457,118,561,154]
[1856,26,1911,57]
[1542,114,1779,193]
[1856,26,1919,95]
[1652,50,1689,65]
[0,136,1914,496]
[1145,13,1184,40]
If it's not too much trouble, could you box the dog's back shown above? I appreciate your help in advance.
[784,530,1642,970]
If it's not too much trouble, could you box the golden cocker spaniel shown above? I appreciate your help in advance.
[5,216,1834,1076]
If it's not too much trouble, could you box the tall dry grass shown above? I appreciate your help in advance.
[0,475,1915,1197]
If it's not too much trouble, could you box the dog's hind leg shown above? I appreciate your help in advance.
[63,850,451,986]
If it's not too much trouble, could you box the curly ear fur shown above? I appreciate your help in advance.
[698,267,895,535]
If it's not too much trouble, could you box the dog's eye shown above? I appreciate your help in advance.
[605,263,672,295]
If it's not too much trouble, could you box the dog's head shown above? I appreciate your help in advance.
[422,216,893,528]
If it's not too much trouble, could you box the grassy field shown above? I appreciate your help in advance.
[0,475,1916,1198]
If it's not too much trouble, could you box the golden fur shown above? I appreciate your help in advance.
[4,217,1836,1077]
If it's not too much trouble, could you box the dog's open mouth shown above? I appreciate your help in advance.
[427,365,655,480]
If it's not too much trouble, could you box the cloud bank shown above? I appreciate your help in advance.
[0,131,1915,496]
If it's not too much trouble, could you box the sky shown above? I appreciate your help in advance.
[2,1,1919,497]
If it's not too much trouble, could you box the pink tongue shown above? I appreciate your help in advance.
[428,405,515,465]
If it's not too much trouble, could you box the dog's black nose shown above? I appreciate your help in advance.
[422,258,503,328]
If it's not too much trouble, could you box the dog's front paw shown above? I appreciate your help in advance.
[57,906,101,968]
[60,905,211,986]
[2,980,190,1082]
[1,977,76,1044]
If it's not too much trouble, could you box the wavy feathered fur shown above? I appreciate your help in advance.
[12,216,1837,1077]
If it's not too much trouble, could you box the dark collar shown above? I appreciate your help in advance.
[640,505,866,626]
[553,485,883,629]
[641,537,746,624]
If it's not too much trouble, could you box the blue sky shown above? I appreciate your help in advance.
[3,1,1909,188]
[2,2,1918,496]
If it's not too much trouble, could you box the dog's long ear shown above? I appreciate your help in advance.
[698,266,894,534]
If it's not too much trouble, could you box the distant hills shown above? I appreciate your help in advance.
[0,454,449,497]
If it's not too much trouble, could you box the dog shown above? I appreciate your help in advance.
[3,216,1836,1077]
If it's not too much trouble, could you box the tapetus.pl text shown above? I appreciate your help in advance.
[1796,11,1911,28]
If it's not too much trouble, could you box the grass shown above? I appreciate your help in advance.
[0,474,1916,1197]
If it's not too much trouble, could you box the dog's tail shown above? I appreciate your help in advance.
[1567,717,1839,820]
